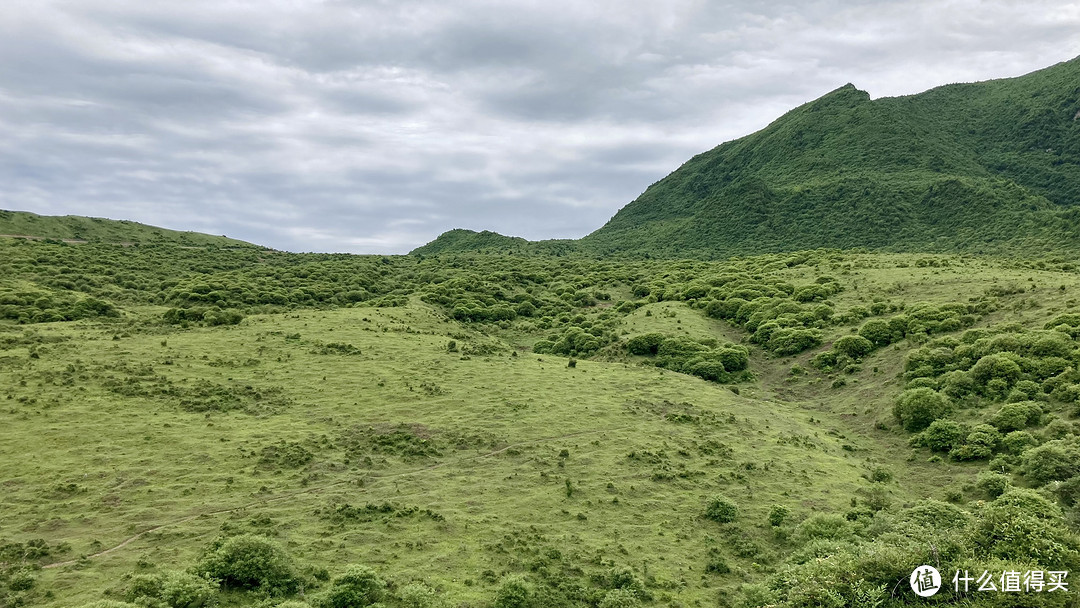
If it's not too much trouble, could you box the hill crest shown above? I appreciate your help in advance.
[415,55,1080,258]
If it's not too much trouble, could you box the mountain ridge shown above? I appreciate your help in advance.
[415,55,1080,258]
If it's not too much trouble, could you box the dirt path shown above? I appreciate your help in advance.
[42,425,628,569]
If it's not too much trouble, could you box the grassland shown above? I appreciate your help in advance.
[4,236,1080,607]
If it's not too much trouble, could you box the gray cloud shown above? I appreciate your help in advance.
[1,0,1079,253]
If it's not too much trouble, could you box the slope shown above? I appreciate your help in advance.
[581,56,1080,257]
[0,210,258,247]
[414,55,1080,258]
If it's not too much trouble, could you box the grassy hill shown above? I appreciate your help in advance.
[0,210,258,248]
[4,234,1080,607]
[415,55,1080,258]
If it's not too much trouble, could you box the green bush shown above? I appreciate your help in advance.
[893,388,949,432]
[768,504,790,527]
[625,333,664,355]
[990,401,1042,432]
[317,565,385,608]
[399,583,445,608]
[690,360,726,382]
[125,570,217,608]
[195,534,300,595]
[970,354,1022,388]
[598,589,641,608]
[704,495,739,523]
[1002,430,1039,455]
[833,335,874,359]
[793,513,853,544]
[1022,440,1080,485]
[949,424,1001,461]
[975,471,1010,498]
[715,347,749,371]
[767,328,823,356]
[914,420,968,452]
[939,370,974,398]
[493,575,534,608]
[858,319,896,347]
[969,489,1080,567]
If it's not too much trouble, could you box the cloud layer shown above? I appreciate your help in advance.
[2,1,1079,252]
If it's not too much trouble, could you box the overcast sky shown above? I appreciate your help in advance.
[2,1,1079,253]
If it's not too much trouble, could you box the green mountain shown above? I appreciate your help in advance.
[416,55,1080,257]
[0,210,258,247]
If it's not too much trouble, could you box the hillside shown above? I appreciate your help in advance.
[0,210,258,248]
[415,55,1080,258]
[5,234,1080,607]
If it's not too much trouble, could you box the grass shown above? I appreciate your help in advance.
[3,240,1080,606]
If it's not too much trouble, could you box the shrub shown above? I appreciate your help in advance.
[715,347,749,371]
[599,589,641,608]
[606,565,645,595]
[793,513,853,543]
[767,328,822,356]
[893,388,949,432]
[898,498,973,531]
[399,583,445,608]
[317,565,385,608]
[1012,379,1042,399]
[1056,476,1080,507]
[975,471,1010,498]
[1001,430,1039,455]
[195,534,300,595]
[970,354,1022,388]
[690,360,726,382]
[949,424,1001,461]
[833,335,874,359]
[493,575,534,608]
[704,495,739,523]
[625,333,664,356]
[1022,440,1080,485]
[768,504,790,527]
[969,489,1080,567]
[914,420,967,452]
[990,401,1042,432]
[939,370,974,398]
[858,319,895,347]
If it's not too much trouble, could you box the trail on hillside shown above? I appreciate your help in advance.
[42,426,628,569]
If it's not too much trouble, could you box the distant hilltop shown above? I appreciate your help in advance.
[416,55,1080,258]
[0,210,259,248]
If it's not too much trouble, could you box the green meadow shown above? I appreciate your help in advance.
[4,235,1080,607]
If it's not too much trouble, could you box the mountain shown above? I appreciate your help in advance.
[416,55,1080,257]
[0,210,258,247]
[411,228,579,256]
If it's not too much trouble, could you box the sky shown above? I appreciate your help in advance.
[2,1,1080,253]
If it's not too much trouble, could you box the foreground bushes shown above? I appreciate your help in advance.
[742,493,1080,608]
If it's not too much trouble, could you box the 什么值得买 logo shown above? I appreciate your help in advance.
[910,565,941,597]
